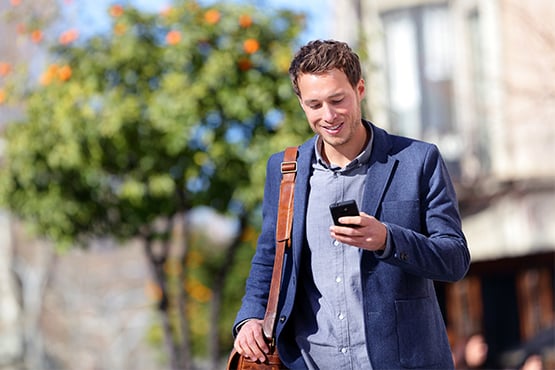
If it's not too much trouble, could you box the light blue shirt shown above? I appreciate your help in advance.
[294,122,374,370]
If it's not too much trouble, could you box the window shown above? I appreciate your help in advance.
[381,4,460,176]
[466,8,491,177]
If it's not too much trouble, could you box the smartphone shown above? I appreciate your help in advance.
[329,200,360,227]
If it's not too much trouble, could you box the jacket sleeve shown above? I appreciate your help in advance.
[376,144,470,282]
[232,151,284,336]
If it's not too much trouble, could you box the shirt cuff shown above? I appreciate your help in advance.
[374,223,393,259]
[233,318,254,337]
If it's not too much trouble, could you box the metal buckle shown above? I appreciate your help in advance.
[280,161,297,174]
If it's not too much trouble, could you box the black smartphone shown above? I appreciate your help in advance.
[329,200,360,227]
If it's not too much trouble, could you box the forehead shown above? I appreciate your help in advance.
[297,69,353,99]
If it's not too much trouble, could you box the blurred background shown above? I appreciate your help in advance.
[0,0,553,369]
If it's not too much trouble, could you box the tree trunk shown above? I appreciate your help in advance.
[143,220,185,370]
[176,211,192,370]
[10,219,55,370]
[0,214,24,368]
[208,213,248,369]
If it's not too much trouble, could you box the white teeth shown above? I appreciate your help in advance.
[327,124,341,130]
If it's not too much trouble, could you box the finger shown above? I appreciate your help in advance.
[331,225,362,238]
[255,334,270,355]
[236,338,261,360]
[247,332,269,361]
[235,323,268,362]
[337,216,362,228]
[234,329,254,356]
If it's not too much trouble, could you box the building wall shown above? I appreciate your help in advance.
[330,0,555,260]
[330,0,555,367]
[496,1,555,180]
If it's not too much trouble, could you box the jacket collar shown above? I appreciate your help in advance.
[361,122,397,217]
[294,121,397,217]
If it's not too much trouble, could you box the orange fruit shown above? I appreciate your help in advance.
[243,38,259,54]
[204,9,220,24]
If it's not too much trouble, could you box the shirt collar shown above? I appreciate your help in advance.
[314,120,374,171]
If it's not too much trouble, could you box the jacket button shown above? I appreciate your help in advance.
[279,316,286,323]
[400,252,408,261]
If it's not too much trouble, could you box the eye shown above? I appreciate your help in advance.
[308,103,322,110]
[331,98,344,105]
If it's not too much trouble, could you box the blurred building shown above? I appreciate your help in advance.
[0,1,26,367]
[331,0,555,368]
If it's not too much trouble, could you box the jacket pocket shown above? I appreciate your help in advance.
[381,200,421,231]
[395,297,445,368]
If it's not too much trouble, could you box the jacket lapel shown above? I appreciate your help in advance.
[361,124,397,217]
[289,126,396,265]
[291,137,316,269]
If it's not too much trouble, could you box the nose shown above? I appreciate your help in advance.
[323,103,337,123]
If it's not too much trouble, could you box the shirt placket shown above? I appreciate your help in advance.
[332,172,352,368]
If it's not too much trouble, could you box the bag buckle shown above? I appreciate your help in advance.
[281,161,297,174]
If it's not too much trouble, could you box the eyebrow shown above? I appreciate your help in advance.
[303,92,344,105]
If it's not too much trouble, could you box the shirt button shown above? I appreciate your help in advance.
[335,276,342,283]
[341,348,347,354]
[338,313,345,320]
[333,240,340,247]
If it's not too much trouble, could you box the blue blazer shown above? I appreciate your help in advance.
[234,123,470,369]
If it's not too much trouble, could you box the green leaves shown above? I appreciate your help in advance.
[0,2,317,360]
[0,0,312,247]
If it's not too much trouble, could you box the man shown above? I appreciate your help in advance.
[232,40,470,369]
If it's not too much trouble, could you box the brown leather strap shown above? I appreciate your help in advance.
[262,146,298,341]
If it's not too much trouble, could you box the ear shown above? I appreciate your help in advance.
[357,79,365,99]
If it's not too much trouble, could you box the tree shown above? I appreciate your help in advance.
[0,0,311,368]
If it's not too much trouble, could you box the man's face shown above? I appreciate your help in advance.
[297,69,365,154]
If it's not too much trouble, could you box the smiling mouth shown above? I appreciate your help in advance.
[323,122,343,134]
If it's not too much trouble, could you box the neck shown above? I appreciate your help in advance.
[322,123,369,167]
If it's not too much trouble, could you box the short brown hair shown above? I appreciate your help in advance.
[288,40,362,97]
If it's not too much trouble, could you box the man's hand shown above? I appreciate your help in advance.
[233,319,269,363]
[330,212,387,251]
